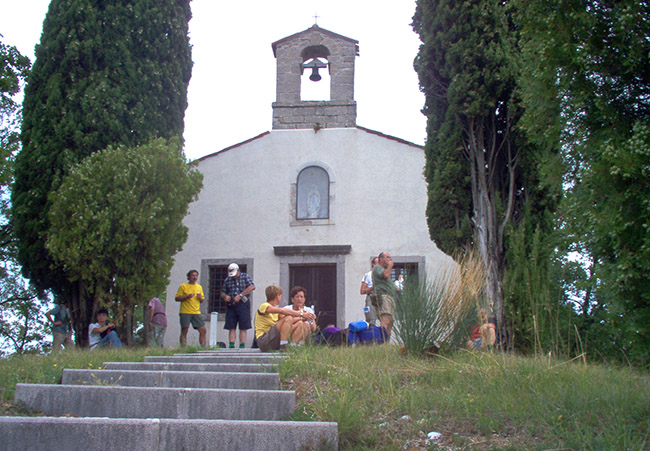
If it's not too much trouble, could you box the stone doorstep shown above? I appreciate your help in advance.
[102,361,278,373]
[0,417,338,451]
[14,384,295,421]
[61,369,280,390]
[144,355,283,364]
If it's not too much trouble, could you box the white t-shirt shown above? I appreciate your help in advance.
[88,322,102,349]
[362,270,373,288]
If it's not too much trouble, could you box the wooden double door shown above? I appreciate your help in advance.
[289,264,336,330]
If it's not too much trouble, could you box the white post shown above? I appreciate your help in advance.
[209,312,218,347]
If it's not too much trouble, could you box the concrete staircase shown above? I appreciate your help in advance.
[1,349,337,450]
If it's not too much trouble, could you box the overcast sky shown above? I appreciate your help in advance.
[1,0,427,161]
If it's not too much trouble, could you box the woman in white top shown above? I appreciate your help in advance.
[285,286,317,340]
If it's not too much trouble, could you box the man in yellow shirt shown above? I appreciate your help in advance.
[175,269,206,346]
[255,285,315,351]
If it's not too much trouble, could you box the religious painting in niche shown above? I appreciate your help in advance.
[297,166,329,220]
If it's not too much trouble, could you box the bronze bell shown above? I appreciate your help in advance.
[302,58,328,82]
[309,67,322,82]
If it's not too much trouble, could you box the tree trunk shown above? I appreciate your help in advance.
[465,115,514,334]
[68,279,93,347]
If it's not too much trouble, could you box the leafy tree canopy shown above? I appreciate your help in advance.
[47,137,202,335]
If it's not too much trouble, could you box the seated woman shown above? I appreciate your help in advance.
[284,286,317,340]
[254,285,316,351]
[88,308,123,350]
[467,308,496,350]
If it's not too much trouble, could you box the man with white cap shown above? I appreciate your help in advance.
[220,263,255,348]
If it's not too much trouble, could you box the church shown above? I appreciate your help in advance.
[163,24,449,347]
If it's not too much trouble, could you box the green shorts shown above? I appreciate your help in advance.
[374,293,395,318]
[179,313,205,329]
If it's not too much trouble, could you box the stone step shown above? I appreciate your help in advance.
[0,417,337,451]
[195,348,263,353]
[145,354,283,364]
[102,361,277,373]
[62,369,279,390]
[14,384,294,421]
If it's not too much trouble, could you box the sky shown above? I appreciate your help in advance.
[0,0,427,161]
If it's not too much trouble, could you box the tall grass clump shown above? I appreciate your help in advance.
[393,251,485,355]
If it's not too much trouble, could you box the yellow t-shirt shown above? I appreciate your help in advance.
[255,302,279,338]
[176,282,204,314]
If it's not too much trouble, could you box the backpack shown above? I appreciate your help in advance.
[346,325,388,345]
[321,326,349,346]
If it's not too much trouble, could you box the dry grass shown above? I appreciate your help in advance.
[393,251,486,355]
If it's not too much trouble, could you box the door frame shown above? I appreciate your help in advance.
[275,246,348,328]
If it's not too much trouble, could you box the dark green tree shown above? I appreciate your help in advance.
[0,37,48,355]
[413,0,554,329]
[516,0,650,364]
[47,138,202,345]
[11,0,192,345]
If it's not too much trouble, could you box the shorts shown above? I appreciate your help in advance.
[179,313,205,329]
[256,324,281,352]
[364,295,378,325]
[224,302,251,330]
[374,293,395,318]
[472,337,483,350]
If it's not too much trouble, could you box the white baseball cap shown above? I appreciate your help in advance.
[228,263,239,277]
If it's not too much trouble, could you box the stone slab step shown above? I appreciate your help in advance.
[195,348,263,353]
[102,361,277,373]
[145,354,283,364]
[14,384,294,421]
[62,369,279,390]
[0,417,337,451]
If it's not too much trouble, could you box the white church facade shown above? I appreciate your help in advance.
[163,25,450,347]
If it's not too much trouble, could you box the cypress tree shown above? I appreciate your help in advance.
[12,0,192,345]
[413,0,555,329]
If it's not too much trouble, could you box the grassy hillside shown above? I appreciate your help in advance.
[1,345,648,449]
[281,345,650,450]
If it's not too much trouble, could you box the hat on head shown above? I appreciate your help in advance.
[228,263,239,277]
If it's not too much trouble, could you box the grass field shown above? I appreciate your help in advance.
[1,345,648,450]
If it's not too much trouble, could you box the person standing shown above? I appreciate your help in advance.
[360,257,380,326]
[175,269,207,347]
[221,263,255,348]
[46,302,74,351]
[371,252,397,337]
[147,297,167,347]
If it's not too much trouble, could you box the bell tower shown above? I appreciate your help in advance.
[271,25,359,130]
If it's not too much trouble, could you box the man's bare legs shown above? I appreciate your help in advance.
[198,326,207,347]
[380,313,393,337]
[181,327,206,347]
[180,327,189,346]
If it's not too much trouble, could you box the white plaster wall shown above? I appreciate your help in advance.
[164,127,451,347]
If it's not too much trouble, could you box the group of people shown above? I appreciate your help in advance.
[174,263,255,348]
[46,251,496,352]
[46,296,167,352]
[174,264,319,351]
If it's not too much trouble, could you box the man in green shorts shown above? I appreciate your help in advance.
[371,252,397,337]
[175,269,206,346]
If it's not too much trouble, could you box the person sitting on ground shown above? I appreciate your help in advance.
[467,308,496,350]
[254,285,316,352]
[283,286,317,339]
[88,308,123,350]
